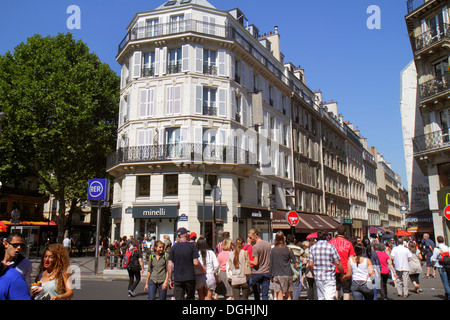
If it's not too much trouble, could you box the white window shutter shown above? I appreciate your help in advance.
[203,16,209,34]
[140,89,148,118]
[218,49,226,76]
[161,47,167,75]
[195,45,203,73]
[148,88,154,117]
[230,52,235,79]
[166,86,173,115]
[218,88,227,117]
[137,20,145,39]
[195,84,203,114]
[133,51,141,79]
[209,16,216,35]
[249,67,254,91]
[173,85,181,115]
[182,44,190,72]
[241,62,246,89]
[231,91,236,118]
[180,127,189,143]
[154,48,160,76]
[120,64,126,89]
[138,130,146,146]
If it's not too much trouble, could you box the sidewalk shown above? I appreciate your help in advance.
[30,256,130,281]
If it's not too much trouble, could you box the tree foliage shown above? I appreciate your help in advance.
[0,33,119,238]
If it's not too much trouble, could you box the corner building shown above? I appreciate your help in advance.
[107,0,302,244]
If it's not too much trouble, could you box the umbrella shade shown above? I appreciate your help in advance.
[396,230,411,237]
[0,221,7,232]
[306,232,317,239]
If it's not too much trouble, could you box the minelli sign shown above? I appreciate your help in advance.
[132,206,178,219]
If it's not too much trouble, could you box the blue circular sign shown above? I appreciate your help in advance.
[89,181,104,198]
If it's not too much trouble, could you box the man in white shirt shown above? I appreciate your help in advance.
[391,237,412,298]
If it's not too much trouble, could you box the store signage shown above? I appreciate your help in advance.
[132,206,178,219]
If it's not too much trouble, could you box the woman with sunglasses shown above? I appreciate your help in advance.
[32,243,74,300]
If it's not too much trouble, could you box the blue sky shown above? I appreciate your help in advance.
[0,0,413,186]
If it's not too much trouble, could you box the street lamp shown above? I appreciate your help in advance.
[192,164,207,236]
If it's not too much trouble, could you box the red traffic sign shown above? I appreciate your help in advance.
[444,205,450,221]
[286,211,300,227]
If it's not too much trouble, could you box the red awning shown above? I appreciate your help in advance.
[0,220,57,226]
[0,221,7,232]
[273,211,340,232]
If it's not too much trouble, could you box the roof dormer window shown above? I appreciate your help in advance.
[164,0,177,6]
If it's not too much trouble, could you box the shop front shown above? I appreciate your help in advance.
[197,205,228,248]
[238,207,271,242]
[132,205,178,242]
[272,211,340,241]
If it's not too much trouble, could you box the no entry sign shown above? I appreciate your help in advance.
[444,205,450,221]
[286,211,300,227]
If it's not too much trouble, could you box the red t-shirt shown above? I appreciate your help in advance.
[329,237,355,273]
[376,251,391,274]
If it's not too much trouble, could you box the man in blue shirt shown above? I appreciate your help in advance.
[0,242,31,300]
[168,228,205,300]
[423,233,436,278]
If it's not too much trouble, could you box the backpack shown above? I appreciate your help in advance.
[148,252,168,264]
[123,248,138,268]
[439,251,450,266]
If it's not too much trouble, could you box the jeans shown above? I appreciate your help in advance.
[351,281,374,300]
[174,280,196,300]
[438,267,450,296]
[251,273,271,300]
[147,280,167,300]
[127,267,141,292]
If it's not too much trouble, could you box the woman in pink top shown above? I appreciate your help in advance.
[376,243,396,300]
[215,238,233,300]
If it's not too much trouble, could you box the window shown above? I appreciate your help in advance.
[168,48,182,74]
[164,174,178,196]
[205,175,218,197]
[439,163,450,188]
[146,19,159,37]
[203,87,217,115]
[180,0,191,3]
[171,15,185,33]
[143,52,156,77]
[257,181,263,206]
[238,178,243,203]
[433,57,449,80]
[203,49,217,75]
[137,176,150,197]
[165,0,177,6]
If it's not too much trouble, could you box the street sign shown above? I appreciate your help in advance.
[87,179,109,201]
[444,205,450,221]
[286,211,300,227]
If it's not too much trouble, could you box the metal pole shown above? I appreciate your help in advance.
[94,201,101,274]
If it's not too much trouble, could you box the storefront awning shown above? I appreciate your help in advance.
[0,220,57,226]
[272,211,340,233]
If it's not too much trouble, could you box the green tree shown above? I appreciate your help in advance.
[0,33,119,240]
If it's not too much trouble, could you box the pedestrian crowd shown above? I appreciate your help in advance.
[2,227,450,301]
[118,226,450,300]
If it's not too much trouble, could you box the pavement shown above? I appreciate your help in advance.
[29,255,449,300]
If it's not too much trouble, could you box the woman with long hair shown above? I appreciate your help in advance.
[32,243,73,300]
[228,237,250,300]
[408,241,423,294]
[195,237,218,300]
[343,242,375,300]
[270,231,297,300]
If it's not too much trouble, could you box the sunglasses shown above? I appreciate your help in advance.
[7,242,26,249]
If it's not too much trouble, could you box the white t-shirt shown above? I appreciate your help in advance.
[391,245,412,271]
[63,238,71,248]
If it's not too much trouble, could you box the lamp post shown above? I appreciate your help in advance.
[192,164,209,236]
[206,171,221,251]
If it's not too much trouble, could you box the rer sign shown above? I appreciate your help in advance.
[88,179,109,201]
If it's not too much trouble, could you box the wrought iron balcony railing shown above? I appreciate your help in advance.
[419,72,450,100]
[413,23,450,52]
[106,143,257,170]
[413,129,450,154]
[203,104,217,116]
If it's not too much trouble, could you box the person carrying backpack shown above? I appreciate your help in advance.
[125,239,144,297]
[144,240,169,300]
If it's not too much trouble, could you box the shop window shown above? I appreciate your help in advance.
[438,162,450,188]
[164,174,178,196]
[137,176,150,197]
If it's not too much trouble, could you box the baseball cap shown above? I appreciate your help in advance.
[190,232,197,239]
[177,227,188,235]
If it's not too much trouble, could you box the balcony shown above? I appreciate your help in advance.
[413,129,450,154]
[203,64,217,76]
[142,66,155,77]
[412,23,450,53]
[419,72,450,101]
[203,104,217,116]
[407,0,425,14]
[118,19,229,54]
[106,143,257,170]
[168,62,182,74]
